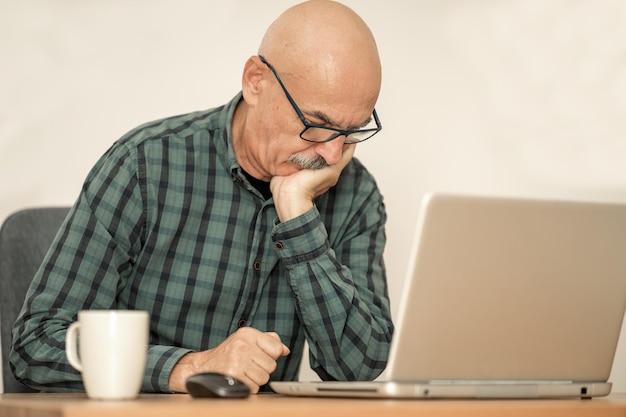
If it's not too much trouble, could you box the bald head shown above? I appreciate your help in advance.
[258,0,381,107]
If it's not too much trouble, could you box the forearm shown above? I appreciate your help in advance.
[289,258,392,380]
[12,315,191,393]
[290,268,392,380]
[273,206,393,381]
[11,260,194,393]
[10,308,84,392]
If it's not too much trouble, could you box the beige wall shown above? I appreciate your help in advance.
[1,0,625,392]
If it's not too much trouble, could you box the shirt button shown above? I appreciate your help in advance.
[275,242,284,249]
[238,319,246,328]
[253,261,261,271]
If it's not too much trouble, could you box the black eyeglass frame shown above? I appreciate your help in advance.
[258,55,382,144]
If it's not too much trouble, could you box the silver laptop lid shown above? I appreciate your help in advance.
[388,193,626,383]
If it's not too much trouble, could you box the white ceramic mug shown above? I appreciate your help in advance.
[65,310,149,400]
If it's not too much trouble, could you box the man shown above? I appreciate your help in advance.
[11,0,393,394]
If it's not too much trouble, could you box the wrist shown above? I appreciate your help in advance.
[274,198,314,222]
[168,352,197,393]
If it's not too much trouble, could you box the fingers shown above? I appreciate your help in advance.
[269,144,356,223]
[242,331,290,388]
[261,331,291,357]
[229,329,290,392]
[338,143,356,168]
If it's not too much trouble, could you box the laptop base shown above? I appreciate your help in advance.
[270,380,612,399]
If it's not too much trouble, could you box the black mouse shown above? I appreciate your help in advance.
[185,372,251,398]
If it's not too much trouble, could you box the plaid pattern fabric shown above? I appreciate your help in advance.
[10,93,393,393]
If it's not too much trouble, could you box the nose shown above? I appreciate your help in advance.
[314,138,346,166]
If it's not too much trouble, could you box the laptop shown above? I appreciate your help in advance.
[271,193,626,399]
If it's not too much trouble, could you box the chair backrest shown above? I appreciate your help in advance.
[0,207,70,393]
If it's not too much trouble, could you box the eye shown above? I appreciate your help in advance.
[305,117,325,127]
[305,111,335,127]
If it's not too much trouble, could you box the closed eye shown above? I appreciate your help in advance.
[305,111,372,130]
[305,111,337,128]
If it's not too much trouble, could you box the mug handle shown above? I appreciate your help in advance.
[65,322,83,372]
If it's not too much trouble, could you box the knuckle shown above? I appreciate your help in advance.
[229,338,250,353]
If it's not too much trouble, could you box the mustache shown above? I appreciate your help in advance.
[287,153,329,170]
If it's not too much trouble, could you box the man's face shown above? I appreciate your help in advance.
[258,109,350,178]
[250,60,375,179]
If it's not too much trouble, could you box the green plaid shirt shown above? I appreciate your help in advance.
[11,93,393,393]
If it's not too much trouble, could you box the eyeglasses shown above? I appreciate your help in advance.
[258,55,382,144]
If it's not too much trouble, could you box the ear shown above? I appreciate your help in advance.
[241,56,266,107]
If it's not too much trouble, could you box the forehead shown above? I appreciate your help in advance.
[285,70,378,129]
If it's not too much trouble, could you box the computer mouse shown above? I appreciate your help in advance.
[185,372,251,399]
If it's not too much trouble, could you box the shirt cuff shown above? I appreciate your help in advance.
[144,345,194,393]
[271,206,329,266]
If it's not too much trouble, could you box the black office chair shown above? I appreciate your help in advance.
[0,207,70,393]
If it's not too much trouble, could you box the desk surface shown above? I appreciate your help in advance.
[2,393,626,417]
